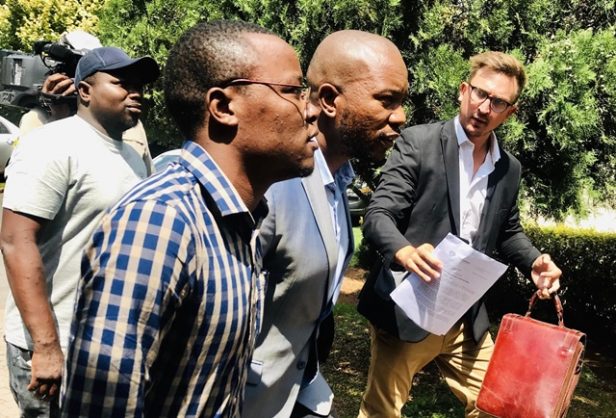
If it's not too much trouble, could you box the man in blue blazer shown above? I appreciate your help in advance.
[242,30,408,418]
[357,51,563,417]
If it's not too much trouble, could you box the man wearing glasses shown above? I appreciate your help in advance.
[357,51,562,418]
[61,20,317,417]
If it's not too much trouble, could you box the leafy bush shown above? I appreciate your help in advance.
[0,0,104,51]
[513,29,616,219]
[2,0,616,217]
[487,224,616,346]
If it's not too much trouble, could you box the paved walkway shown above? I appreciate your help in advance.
[0,201,21,416]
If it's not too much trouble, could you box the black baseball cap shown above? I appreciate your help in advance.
[74,46,160,87]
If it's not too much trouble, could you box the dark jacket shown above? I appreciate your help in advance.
[358,119,540,342]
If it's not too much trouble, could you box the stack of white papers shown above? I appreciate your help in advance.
[390,233,508,335]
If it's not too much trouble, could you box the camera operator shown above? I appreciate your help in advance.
[18,72,154,174]
[19,73,76,135]
[15,31,154,174]
[1,46,160,417]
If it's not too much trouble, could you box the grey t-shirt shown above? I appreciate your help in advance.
[3,115,147,351]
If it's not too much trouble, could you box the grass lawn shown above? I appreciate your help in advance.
[324,266,616,418]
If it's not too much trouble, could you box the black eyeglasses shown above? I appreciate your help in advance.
[223,78,309,126]
[223,78,307,100]
[468,84,514,113]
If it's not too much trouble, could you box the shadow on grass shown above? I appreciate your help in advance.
[323,268,616,418]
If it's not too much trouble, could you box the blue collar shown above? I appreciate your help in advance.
[314,147,355,192]
[178,140,255,218]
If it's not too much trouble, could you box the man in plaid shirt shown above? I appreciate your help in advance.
[61,20,318,417]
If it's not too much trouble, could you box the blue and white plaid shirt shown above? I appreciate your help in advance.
[61,141,266,418]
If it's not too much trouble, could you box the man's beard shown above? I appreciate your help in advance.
[338,111,390,165]
[339,114,375,161]
[338,111,389,188]
[296,161,315,178]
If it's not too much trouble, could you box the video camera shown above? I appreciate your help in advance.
[0,31,101,110]
[33,40,85,78]
[0,48,48,108]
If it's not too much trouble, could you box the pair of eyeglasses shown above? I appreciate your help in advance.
[468,84,514,113]
[223,78,310,126]
[224,78,307,100]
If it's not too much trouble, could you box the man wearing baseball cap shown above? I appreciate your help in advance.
[17,44,157,175]
[0,46,159,417]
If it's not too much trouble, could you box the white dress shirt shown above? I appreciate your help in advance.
[454,116,501,245]
[313,147,354,303]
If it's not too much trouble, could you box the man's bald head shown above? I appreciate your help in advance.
[307,30,403,89]
[305,30,408,169]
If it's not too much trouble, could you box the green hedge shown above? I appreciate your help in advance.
[487,224,616,346]
[356,224,616,345]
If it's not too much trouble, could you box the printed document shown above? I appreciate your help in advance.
[390,233,508,335]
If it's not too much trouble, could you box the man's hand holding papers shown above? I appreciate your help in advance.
[390,233,508,335]
[394,243,443,283]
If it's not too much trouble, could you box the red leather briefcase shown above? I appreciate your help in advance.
[476,291,586,418]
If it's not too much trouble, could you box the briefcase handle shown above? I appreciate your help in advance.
[525,291,564,327]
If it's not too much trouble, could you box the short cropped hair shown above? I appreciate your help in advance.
[469,51,527,101]
[164,20,273,139]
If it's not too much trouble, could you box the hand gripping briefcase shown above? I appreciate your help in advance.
[476,291,586,418]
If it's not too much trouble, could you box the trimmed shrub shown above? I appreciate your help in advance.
[487,224,616,346]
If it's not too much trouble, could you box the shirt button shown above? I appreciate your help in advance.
[297,361,306,370]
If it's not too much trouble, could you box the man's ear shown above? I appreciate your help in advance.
[458,82,468,103]
[206,87,239,127]
[77,81,92,104]
[317,83,340,118]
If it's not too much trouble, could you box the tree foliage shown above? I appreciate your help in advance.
[0,0,104,52]
[517,29,616,217]
[397,0,616,219]
[1,0,615,218]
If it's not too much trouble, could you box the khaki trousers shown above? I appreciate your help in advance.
[358,321,494,418]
